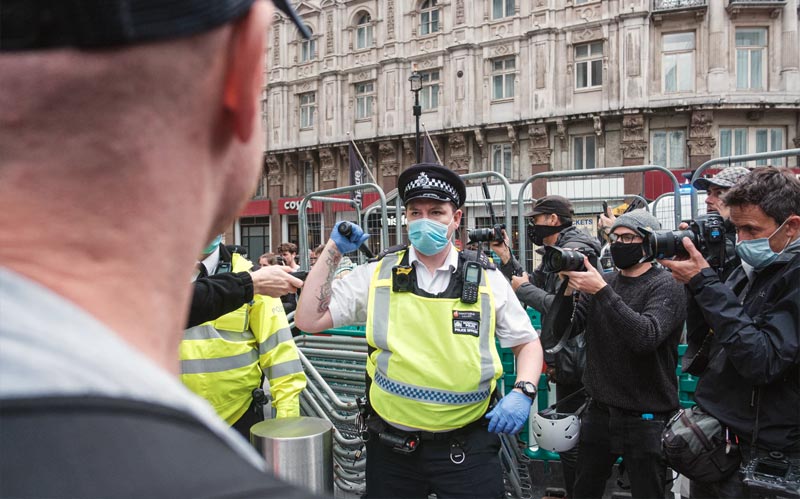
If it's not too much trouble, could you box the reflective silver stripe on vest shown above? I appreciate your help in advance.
[371,262,495,403]
[373,371,491,405]
[183,324,254,343]
[378,255,396,280]
[266,359,303,380]
[181,350,259,374]
[258,327,293,356]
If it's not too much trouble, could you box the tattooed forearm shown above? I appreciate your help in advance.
[317,246,341,313]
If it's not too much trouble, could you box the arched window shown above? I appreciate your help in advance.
[300,26,316,62]
[420,0,440,35]
[356,13,373,49]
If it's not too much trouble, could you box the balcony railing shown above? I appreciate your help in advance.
[729,0,785,3]
[653,0,707,12]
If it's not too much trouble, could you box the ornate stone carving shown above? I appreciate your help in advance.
[449,133,467,157]
[528,149,552,165]
[272,25,280,65]
[493,44,512,57]
[448,156,470,173]
[379,141,396,160]
[402,139,416,164]
[689,110,714,139]
[387,0,395,40]
[267,155,283,184]
[455,0,465,24]
[321,166,338,182]
[319,148,334,169]
[326,13,333,54]
[593,116,603,136]
[621,141,647,159]
[529,125,548,149]
[474,129,485,151]
[688,138,717,157]
[573,27,600,43]
[506,125,517,145]
[555,120,566,141]
[622,115,645,143]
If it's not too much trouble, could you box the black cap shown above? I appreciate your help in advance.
[529,195,574,220]
[0,0,310,51]
[398,163,466,208]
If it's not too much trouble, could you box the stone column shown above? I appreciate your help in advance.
[707,0,727,93]
[687,110,716,169]
[266,154,283,249]
[620,115,648,195]
[527,124,551,199]
[781,0,799,92]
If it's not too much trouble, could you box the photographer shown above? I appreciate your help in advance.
[661,167,800,499]
[491,195,600,499]
[559,210,686,499]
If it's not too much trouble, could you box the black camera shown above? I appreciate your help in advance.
[641,213,726,267]
[741,452,800,498]
[468,223,505,244]
[541,246,587,273]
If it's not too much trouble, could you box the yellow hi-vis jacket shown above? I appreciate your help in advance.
[365,249,503,432]
[180,253,306,424]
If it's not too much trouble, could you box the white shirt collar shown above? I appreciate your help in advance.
[408,244,459,273]
[200,246,221,275]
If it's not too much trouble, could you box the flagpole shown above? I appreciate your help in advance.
[346,132,377,185]
[421,123,442,164]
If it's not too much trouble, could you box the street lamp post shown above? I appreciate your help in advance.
[408,70,422,164]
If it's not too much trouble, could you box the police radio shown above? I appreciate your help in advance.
[461,261,481,304]
[215,262,232,275]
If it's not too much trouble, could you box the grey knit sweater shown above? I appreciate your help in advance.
[571,265,686,413]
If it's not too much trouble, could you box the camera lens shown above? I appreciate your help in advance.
[646,230,696,259]
[468,228,493,243]
[542,247,585,273]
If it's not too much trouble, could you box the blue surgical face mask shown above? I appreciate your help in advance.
[735,220,789,270]
[408,218,452,256]
[202,234,223,255]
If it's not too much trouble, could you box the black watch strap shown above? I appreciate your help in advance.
[513,381,537,399]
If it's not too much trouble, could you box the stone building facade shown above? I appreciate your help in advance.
[236,0,800,258]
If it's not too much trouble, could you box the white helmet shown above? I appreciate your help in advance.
[531,409,581,453]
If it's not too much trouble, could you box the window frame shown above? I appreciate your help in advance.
[491,143,513,178]
[491,0,515,20]
[355,13,374,50]
[300,27,316,63]
[572,134,597,170]
[661,32,695,94]
[419,0,440,36]
[719,126,786,166]
[355,81,375,120]
[419,70,440,111]
[650,129,687,170]
[491,57,516,101]
[299,92,316,129]
[574,41,603,90]
[735,27,767,90]
[303,161,316,193]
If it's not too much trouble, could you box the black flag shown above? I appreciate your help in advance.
[349,142,364,206]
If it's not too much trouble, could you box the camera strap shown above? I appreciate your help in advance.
[545,278,579,355]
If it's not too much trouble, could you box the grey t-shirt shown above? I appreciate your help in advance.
[0,268,265,470]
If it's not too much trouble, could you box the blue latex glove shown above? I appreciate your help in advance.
[485,390,532,434]
[331,221,369,254]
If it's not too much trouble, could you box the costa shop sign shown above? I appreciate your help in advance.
[278,197,323,214]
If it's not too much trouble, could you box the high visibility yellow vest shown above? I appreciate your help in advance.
[365,250,502,432]
[180,253,306,424]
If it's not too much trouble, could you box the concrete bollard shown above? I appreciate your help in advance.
[251,417,333,495]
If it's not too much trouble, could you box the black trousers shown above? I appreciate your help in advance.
[555,382,585,498]
[573,401,671,499]
[231,398,263,441]
[365,424,504,499]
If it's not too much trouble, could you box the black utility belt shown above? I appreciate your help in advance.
[368,415,485,442]
[590,399,674,420]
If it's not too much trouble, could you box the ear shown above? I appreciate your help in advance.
[784,214,800,240]
[453,208,463,229]
[223,2,270,142]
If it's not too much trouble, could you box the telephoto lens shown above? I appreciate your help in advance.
[541,246,586,273]
[642,229,697,260]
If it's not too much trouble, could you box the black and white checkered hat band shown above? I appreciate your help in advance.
[404,172,460,206]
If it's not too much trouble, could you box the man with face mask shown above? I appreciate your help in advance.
[661,167,800,499]
[557,209,686,499]
[296,163,543,498]
[491,195,600,499]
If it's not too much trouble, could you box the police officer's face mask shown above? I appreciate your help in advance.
[408,218,453,256]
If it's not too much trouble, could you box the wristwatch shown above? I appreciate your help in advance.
[513,380,537,399]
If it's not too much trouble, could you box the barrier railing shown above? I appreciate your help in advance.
[517,166,682,269]
[689,148,800,219]
[298,184,389,268]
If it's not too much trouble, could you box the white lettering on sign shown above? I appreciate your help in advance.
[283,201,312,211]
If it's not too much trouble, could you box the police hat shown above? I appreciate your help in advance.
[0,0,310,51]
[398,163,466,208]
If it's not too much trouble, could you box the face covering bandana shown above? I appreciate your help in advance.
[408,218,452,256]
[610,242,644,270]
[202,234,223,255]
[735,219,790,270]
[528,222,570,247]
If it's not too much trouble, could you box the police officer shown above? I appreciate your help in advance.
[182,237,307,438]
[297,163,543,498]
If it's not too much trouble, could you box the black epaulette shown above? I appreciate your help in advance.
[459,249,496,270]
[368,244,409,263]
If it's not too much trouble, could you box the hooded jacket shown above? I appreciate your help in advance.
[686,238,800,451]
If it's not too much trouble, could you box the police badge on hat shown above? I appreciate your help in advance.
[398,163,467,208]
